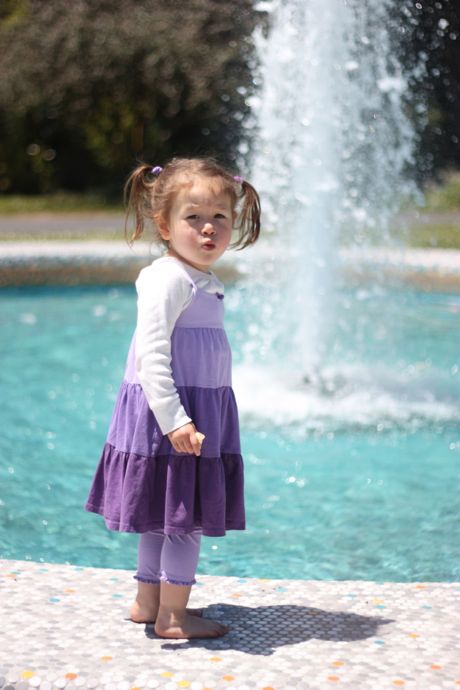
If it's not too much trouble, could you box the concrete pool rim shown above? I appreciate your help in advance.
[1,241,460,291]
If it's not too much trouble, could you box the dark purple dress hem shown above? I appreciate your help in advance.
[84,503,245,536]
[85,442,245,536]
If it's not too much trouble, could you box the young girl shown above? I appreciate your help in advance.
[85,157,261,639]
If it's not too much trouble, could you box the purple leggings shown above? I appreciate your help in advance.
[134,530,201,587]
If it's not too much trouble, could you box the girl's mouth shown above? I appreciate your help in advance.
[202,242,216,250]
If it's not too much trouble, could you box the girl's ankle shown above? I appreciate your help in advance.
[158,603,186,618]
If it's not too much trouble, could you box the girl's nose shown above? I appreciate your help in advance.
[202,222,216,235]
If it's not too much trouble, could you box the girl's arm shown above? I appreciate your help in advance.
[135,262,194,439]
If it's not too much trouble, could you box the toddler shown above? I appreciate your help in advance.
[85,157,261,638]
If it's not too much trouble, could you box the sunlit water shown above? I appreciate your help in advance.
[1,285,459,581]
[247,0,422,375]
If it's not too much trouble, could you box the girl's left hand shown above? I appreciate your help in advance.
[168,422,202,456]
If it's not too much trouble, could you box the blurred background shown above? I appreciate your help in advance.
[0,0,258,197]
[0,0,459,225]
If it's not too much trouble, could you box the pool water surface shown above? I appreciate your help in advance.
[0,284,459,581]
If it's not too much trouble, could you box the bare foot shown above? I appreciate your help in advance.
[129,599,158,624]
[155,610,228,639]
[129,601,203,624]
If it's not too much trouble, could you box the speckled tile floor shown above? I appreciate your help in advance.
[1,560,459,690]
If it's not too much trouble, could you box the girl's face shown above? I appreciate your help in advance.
[158,178,234,272]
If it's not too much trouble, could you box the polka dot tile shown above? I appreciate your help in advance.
[0,559,459,690]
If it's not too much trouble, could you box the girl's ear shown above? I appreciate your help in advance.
[156,213,170,241]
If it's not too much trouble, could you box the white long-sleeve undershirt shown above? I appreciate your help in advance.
[134,256,225,435]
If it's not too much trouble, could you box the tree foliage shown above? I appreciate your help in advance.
[0,0,258,194]
[401,0,460,180]
[0,1,459,194]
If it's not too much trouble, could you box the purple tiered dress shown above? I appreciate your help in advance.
[85,275,245,537]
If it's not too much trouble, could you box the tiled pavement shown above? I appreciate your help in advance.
[1,560,459,689]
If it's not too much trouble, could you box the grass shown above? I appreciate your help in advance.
[1,172,459,215]
[0,192,122,214]
[422,170,460,212]
[0,172,459,248]
[391,171,460,249]
[0,231,125,242]
[390,222,460,250]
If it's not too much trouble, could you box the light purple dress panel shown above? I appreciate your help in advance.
[123,328,232,389]
[123,287,230,388]
[85,282,245,537]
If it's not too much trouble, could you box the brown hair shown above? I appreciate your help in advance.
[124,157,261,250]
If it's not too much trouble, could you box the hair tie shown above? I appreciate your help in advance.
[151,166,163,175]
[233,175,244,183]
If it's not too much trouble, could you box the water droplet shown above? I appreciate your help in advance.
[19,313,37,325]
[345,60,359,72]
[92,305,107,317]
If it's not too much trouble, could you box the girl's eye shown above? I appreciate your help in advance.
[215,213,226,219]
[186,214,198,220]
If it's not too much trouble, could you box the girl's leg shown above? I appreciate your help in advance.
[130,530,163,623]
[130,530,204,624]
[155,532,228,639]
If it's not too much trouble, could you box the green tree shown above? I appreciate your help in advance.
[397,0,460,180]
[0,0,258,194]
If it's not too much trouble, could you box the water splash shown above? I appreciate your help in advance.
[234,360,460,436]
[227,282,460,435]
[246,0,420,377]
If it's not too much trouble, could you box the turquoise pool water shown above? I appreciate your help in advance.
[1,284,459,581]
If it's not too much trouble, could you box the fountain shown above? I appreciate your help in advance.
[228,0,460,437]
[245,0,419,380]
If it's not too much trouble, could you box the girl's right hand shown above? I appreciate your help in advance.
[168,423,202,456]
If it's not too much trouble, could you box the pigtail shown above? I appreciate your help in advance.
[123,157,261,249]
[233,180,261,250]
[124,163,158,244]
